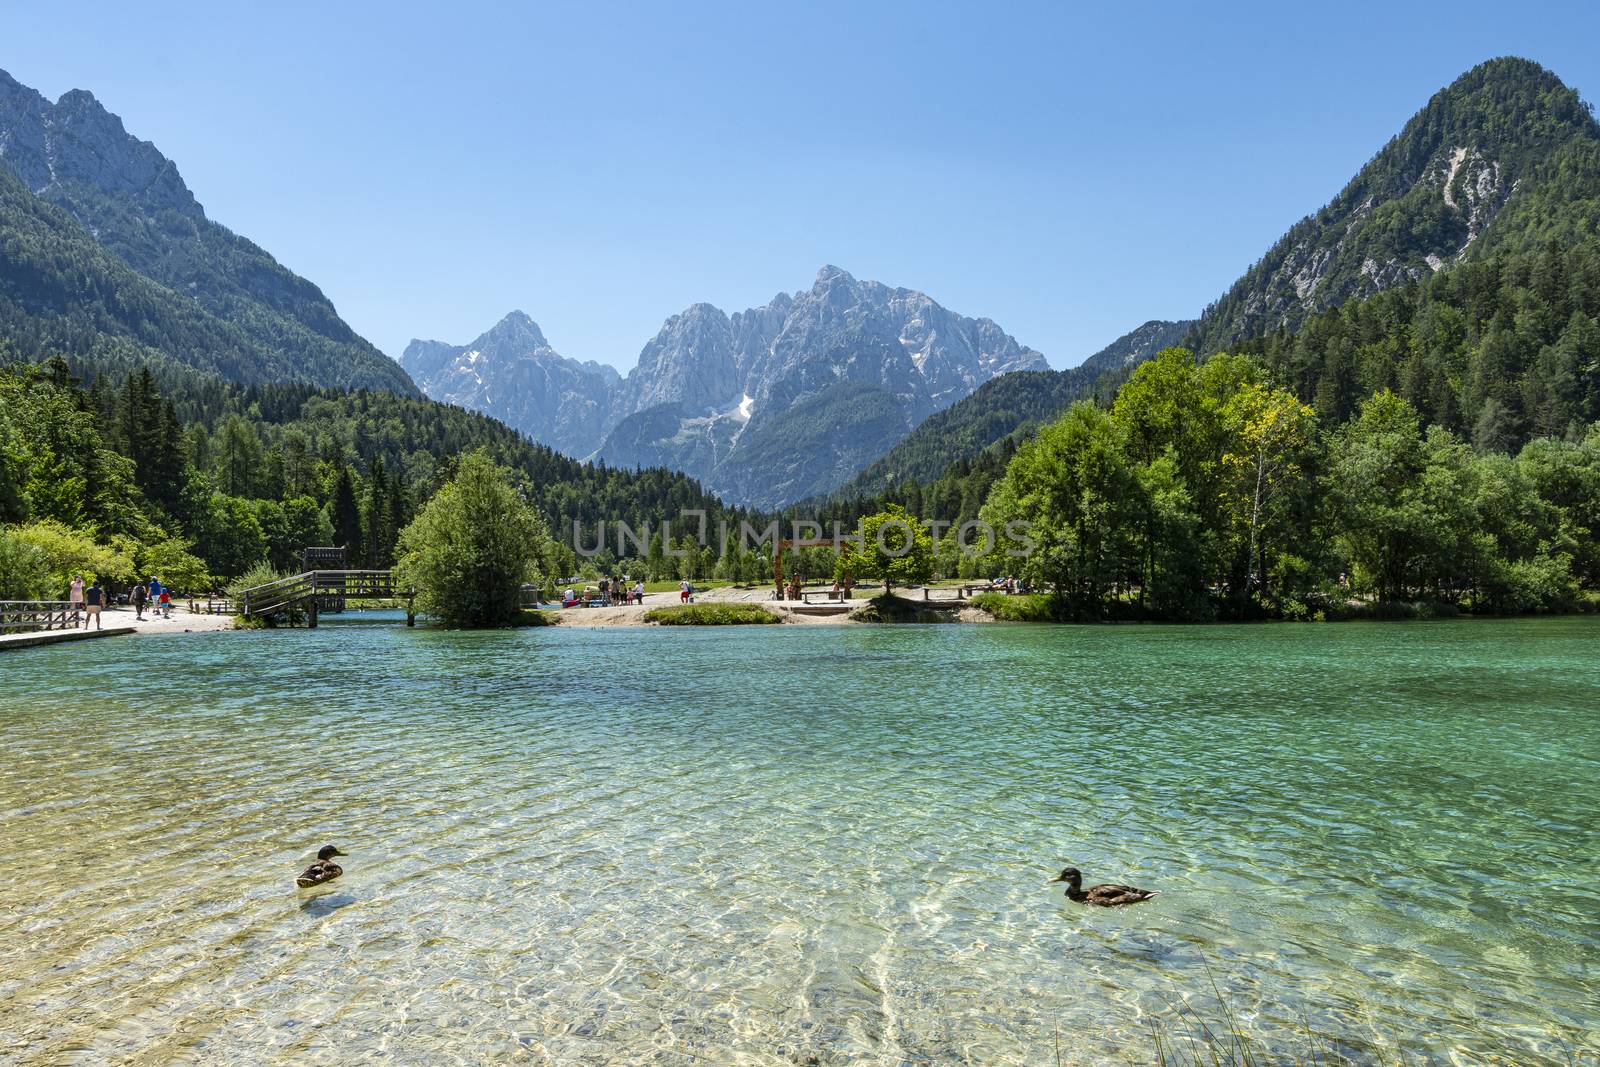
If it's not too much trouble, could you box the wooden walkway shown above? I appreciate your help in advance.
[237,570,416,627]
[0,625,136,651]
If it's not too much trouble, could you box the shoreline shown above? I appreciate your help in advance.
[536,585,996,627]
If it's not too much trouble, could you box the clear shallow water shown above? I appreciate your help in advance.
[1,617,1597,1065]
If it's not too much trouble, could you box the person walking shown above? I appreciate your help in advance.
[633,579,644,605]
[132,579,149,621]
[81,580,104,630]
[158,586,171,619]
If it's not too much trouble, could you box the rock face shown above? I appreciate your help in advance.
[399,312,620,459]
[1191,58,1600,353]
[406,266,1047,508]
[0,68,417,395]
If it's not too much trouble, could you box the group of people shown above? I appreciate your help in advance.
[554,576,709,608]
[561,575,648,608]
[67,575,173,629]
[773,576,852,602]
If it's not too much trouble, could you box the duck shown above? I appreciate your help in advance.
[296,845,347,888]
[1050,866,1156,907]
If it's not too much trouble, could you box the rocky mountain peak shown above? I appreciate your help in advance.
[480,309,551,350]
[813,263,856,286]
[0,70,200,217]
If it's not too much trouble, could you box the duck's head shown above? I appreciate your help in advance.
[317,845,347,860]
[1050,866,1082,884]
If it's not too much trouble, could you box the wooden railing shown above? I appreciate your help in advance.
[0,601,81,634]
[237,570,415,627]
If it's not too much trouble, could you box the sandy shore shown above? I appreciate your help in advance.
[45,589,997,634]
[545,585,994,627]
[86,604,237,636]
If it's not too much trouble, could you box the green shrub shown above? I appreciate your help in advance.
[0,525,48,600]
[225,561,287,600]
[969,591,1056,621]
[643,603,778,625]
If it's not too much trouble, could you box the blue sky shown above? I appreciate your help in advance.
[6,1,1600,371]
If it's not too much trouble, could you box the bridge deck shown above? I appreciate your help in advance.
[237,570,416,627]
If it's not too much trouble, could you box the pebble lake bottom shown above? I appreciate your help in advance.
[1,616,1596,1065]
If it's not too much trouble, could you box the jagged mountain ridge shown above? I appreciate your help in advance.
[404,266,1048,507]
[1190,57,1600,353]
[400,312,620,458]
[0,68,417,395]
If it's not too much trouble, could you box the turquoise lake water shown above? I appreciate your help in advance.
[1,617,1597,1064]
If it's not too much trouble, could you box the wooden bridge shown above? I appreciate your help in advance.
[237,570,416,627]
[1,600,81,634]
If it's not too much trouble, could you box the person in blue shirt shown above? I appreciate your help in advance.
[81,581,104,630]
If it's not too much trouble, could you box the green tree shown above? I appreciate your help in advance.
[394,450,553,627]
[1328,391,1428,600]
[1220,383,1317,604]
[10,519,137,593]
[837,505,934,596]
[0,403,30,523]
[0,525,49,599]
[213,414,265,497]
[192,493,268,579]
[138,537,212,592]
[329,463,364,560]
[280,496,334,570]
[982,402,1136,616]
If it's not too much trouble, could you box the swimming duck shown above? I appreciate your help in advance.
[1050,866,1156,907]
[296,845,347,888]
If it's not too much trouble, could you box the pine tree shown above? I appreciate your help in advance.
[330,464,364,561]
[384,478,409,568]
[362,456,390,568]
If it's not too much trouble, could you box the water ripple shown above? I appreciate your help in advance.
[1,617,1597,1064]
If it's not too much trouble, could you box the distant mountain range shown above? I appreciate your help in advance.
[0,69,417,395]
[401,266,1048,508]
[402,60,1600,512]
[7,57,1599,519]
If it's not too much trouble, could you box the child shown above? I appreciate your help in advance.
[159,587,171,618]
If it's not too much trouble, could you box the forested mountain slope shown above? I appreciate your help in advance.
[1190,57,1600,353]
[830,318,1192,499]
[0,69,416,395]
[1235,243,1600,447]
